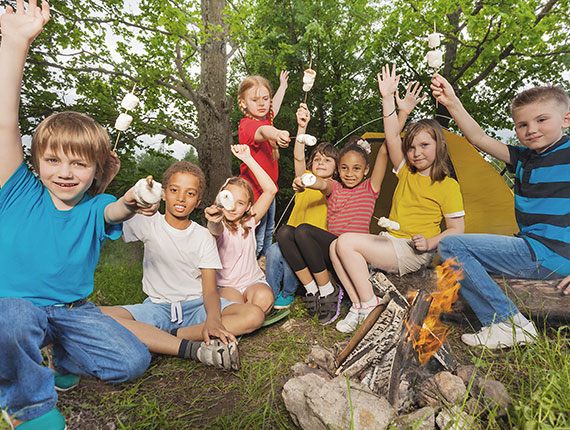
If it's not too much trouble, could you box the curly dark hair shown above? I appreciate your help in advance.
[162,161,206,199]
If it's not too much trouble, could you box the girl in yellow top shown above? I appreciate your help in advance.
[267,103,338,308]
[331,64,465,333]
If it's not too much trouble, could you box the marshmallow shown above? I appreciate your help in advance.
[426,50,443,69]
[428,32,441,49]
[121,93,140,110]
[133,176,162,206]
[300,173,316,187]
[377,216,400,231]
[297,134,317,146]
[215,190,236,211]
[115,113,133,131]
[303,68,316,92]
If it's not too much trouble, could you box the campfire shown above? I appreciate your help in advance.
[335,259,463,411]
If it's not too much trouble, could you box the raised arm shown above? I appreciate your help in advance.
[396,81,427,131]
[369,144,388,193]
[0,0,50,186]
[254,125,290,148]
[271,70,289,117]
[232,144,277,223]
[294,103,310,177]
[378,64,405,169]
[431,73,510,163]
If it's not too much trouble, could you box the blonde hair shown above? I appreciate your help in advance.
[402,119,450,182]
[220,177,254,238]
[511,85,570,114]
[237,75,278,161]
[31,111,113,196]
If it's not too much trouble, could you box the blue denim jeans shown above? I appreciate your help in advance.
[255,199,276,258]
[265,242,299,299]
[0,298,150,421]
[438,234,563,326]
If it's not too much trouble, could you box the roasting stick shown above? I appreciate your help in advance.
[113,83,138,152]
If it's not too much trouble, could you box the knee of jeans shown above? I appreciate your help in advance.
[438,236,457,258]
[265,243,281,261]
[104,346,150,382]
[0,298,43,343]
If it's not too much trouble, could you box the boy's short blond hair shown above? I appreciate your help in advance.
[511,85,570,114]
[162,161,206,200]
[31,111,112,196]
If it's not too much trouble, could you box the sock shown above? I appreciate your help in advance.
[304,280,318,295]
[352,302,362,310]
[511,312,530,327]
[362,296,380,309]
[177,339,201,359]
[318,281,334,297]
[170,328,179,337]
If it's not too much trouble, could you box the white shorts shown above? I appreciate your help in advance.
[380,232,435,276]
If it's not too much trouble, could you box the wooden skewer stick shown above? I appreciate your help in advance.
[112,83,138,152]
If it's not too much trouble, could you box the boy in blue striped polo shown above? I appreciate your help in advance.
[430,73,570,349]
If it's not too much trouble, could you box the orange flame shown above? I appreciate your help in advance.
[408,258,463,365]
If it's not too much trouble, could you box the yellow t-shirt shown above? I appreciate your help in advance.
[286,172,328,230]
[388,163,464,239]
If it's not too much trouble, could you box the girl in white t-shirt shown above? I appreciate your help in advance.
[205,145,276,314]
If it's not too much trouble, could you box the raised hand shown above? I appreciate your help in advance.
[292,176,305,193]
[430,72,458,107]
[397,81,427,116]
[230,144,252,161]
[204,204,224,223]
[377,64,400,98]
[296,103,310,128]
[1,0,51,45]
[279,70,289,89]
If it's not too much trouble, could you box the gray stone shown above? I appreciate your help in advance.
[289,362,332,381]
[481,379,511,417]
[455,365,483,394]
[416,377,441,408]
[282,373,329,430]
[434,371,467,405]
[305,345,337,373]
[435,405,480,430]
[391,406,436,430]
[307,376,395,430]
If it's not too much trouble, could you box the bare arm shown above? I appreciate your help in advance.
[292,175,333,197]
[413,216,465,252]
[201,268,235,344]
[396,81,427,131]
[255,125,290,148]
[271,70,289,118]
[205,205,224,237]
[378,65,405,169]
[104,187,158,224]
[369,144,388,193]
[294,103,310,177]
[0,0,50,186]
[233,145,277,223]
[431,73,510,163]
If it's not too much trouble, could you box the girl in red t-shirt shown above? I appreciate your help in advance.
[237,72,290,258]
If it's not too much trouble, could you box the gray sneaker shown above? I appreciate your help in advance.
[195,339,240,371]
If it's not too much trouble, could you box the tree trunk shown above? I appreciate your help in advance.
[197,0,233,204]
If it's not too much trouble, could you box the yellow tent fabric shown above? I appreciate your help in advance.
[362,130,519,236]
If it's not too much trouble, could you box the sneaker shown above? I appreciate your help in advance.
[461,320,538,349]
[317,283,343,325]
[336,305,361,333]
[302,292,319,317]
[195,339,240,371]
[54,372,80,392]
[274,292,294,309]
[3,408,66,430]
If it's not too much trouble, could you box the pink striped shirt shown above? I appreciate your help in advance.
[327,178,379,236]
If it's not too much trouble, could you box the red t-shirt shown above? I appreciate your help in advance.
[238,116,279,200]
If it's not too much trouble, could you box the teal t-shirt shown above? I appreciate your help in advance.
[0,163,122,306]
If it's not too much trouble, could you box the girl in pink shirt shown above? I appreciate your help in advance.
[205,145,276,315]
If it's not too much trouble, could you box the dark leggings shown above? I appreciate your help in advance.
[276,224,338,275]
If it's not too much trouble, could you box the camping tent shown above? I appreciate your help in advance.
[363,130,519,236]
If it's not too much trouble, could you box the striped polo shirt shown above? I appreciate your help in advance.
[507,134,570,275]
[327,178,379,236]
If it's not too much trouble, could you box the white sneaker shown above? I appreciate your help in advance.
[336,305,361,333]
[461,320,538,349]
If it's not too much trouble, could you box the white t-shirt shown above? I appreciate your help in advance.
[124,213,222,303]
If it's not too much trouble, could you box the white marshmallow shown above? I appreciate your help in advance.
[428,32,441,49]
[133,176,162,206]
[215,190,236,211]
[303,68,316,92]
[303,83,314,92]
[115,113,133,131]
[297,134,317,146]
[426,50,443,69]
[300,173,316,187]
[377,216,400,231]
[121,93,140,110]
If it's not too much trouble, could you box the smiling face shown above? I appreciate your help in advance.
[406,130,437,176]
[222,183,252,223]
[240,85,271,120]
[311,152,336,178]
[163,172,201,229]
[38,147,97,210]
[338,150,369,188]
[513,100,570,153]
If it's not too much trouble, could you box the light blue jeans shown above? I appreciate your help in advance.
[255,199,276,258]
[266,242,299,299]
[0,298,150,421]
[438,234,563,326]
